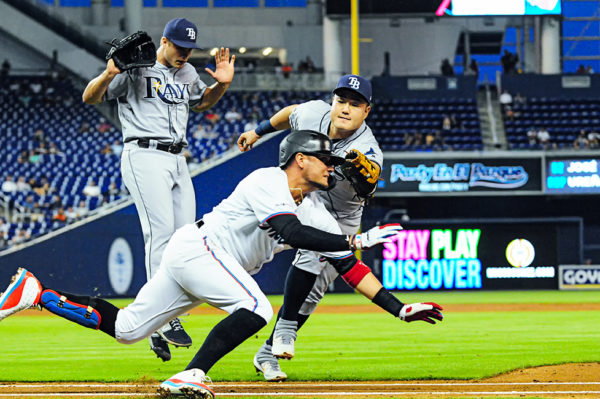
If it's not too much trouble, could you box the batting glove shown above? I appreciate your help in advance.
[399,302,444,324]
[349,224,402,250]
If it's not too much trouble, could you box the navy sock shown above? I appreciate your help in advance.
[186,309,266,373]
[280,266,318,321]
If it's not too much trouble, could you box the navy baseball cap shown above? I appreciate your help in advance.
[163,18,202,49]
[333,74,372,103]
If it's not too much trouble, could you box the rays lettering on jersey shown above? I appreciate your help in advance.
[144,77,189,105]
[258,224,286,244]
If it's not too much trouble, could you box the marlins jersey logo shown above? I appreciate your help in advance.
[258,224,286,245]
[144,77,189,105]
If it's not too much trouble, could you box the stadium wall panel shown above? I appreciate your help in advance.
[0,134,294,297]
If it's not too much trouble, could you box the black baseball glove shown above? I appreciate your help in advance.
[340,149,381,199]
[105,31,156,71]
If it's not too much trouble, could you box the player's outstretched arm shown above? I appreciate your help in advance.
[237,104,298,152]
[267,214,401,252]
[327,257,444,325]
[82,59,121,105]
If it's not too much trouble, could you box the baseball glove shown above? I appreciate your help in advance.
[340,149,381,199]
[105,31,156,71]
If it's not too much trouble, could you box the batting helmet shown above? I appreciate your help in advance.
[279,130,345,168]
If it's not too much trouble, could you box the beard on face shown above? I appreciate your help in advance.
[308,178,329,191]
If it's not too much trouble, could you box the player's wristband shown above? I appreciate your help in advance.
[255,120,277,136]
[372,287,404,317]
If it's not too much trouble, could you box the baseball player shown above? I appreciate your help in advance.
[82,18,235,361]
[0,130,442,399]
[238,74,384,381]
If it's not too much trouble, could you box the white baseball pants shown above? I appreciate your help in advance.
[114,224,273,344]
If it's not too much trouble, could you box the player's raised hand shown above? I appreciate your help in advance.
[349,223,402,250]
[399,302,444,324]
[206,47,235,85]
[237,130,261,152]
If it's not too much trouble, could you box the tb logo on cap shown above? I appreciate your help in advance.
[348,77,361,90]
[186,28,196,40]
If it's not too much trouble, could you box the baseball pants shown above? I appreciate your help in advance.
[121,143,196,279]
[295,217,360,316]
[114,224,273,344]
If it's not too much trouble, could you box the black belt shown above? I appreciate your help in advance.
[135,139,183,154]
[195,220,204,228]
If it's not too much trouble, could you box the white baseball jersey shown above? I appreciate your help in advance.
[202,167,351,275]
[114,167,351,343]
[106,62,207,145]
[289,100,383,228]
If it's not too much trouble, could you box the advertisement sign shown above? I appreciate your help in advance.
[378,157,543,195]
[326,0,561,16]
[559,265,600,290]
[546,158,600,194]
[377,221,558,291]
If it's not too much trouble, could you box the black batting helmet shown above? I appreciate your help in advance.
[279,130,345,168]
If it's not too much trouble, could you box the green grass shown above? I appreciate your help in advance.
[0,290,598,383]
[107,289,600,309]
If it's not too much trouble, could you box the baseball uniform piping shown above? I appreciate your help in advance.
[126,150,154,278]
[202,237,258,312]
[260,212,297,225]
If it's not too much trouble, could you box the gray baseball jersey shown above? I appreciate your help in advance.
[288,99,383,314]
[106,62,207,145]
[106,61,206,280]
[289,100,383,229]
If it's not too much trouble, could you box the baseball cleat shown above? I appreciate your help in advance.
[158,368,214,399]
[149,333,171,362]
[272,335,295,359]
[158,317,193,347]
[253,347,287,382]
[0,268,42,322]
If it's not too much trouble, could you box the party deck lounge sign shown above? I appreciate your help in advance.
[378,157,542,194]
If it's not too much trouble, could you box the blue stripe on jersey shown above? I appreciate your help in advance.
[260,212,297,225]
[329,252,354,260]
[202,237,258,312]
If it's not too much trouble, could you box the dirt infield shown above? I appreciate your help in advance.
[1,363,599,398]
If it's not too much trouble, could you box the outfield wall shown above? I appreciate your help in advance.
[0,136,592,297]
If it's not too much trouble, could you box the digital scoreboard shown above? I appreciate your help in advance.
[546,158,600,194]
[375,221,559,291]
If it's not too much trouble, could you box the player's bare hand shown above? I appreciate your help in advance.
[206,47,235,85]
[237,130,260,152]
[399,302,443,324]
[106,58,121,77]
